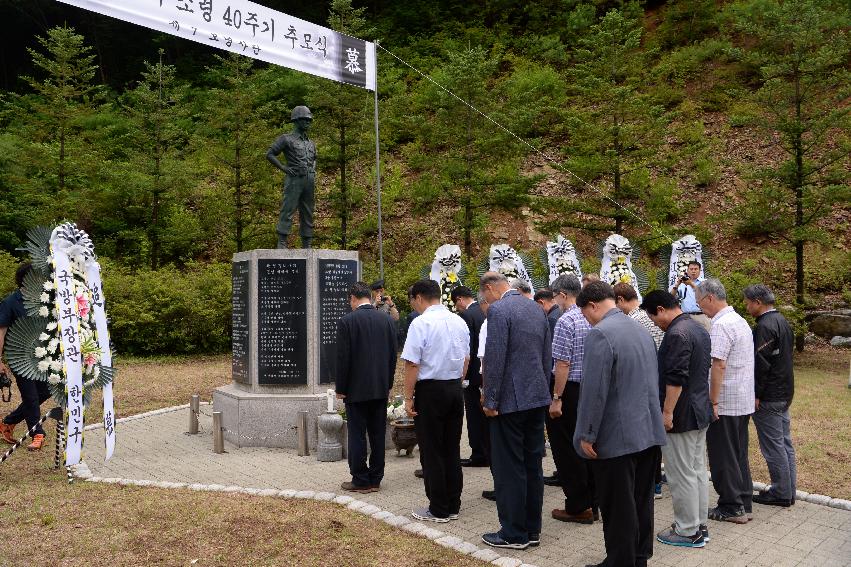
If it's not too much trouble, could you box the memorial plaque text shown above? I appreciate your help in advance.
[257,259,308,385]
[318,259,359,384]
[231,261,250,384]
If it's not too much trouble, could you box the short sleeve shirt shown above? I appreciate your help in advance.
[401,304,470,380]
[0,290,25,358]
[710,306,756,416]
[268,132,316,175]
[551,304,591,382]
[629,307,665,351]
[477,319,488,361]
[677,277,704,314]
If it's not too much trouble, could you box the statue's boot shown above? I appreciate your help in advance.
[301,237,312,249]
[276,236,288,249]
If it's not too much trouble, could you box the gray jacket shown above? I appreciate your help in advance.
[483,290,552,414]
[574,308,666,459]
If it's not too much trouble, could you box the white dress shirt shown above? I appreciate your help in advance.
[401,304,470,380]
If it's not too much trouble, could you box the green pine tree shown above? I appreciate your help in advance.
[408,46,534,258]
[121,50,192,269]
[555,7,669,236]
[306,0,377,250]
[22,26,102,195]
[727,0,851,350]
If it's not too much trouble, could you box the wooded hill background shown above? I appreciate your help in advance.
[0,0,849,354]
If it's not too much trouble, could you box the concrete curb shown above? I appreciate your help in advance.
[68,461,538,565]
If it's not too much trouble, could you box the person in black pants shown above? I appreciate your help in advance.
[479,272,552,550]
[335,281,398,493]
[451,286,488,467]
[401,279,470,523]
[0,263,52,451]
[574,282,667,567]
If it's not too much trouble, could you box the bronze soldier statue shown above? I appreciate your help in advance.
[267,105,316,249]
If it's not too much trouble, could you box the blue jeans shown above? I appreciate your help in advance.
[753,401,797,501]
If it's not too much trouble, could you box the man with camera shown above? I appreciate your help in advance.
[0,263,51,451]
[370,279,399,322]
[670,261,710,332]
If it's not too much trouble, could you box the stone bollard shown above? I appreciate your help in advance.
[296,411,310,456]
[317,389,343,462]
[188,394,200,434]
[212,411,224,454]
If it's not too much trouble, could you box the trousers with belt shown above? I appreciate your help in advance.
[276,171,315,238]
[414,379,464,518]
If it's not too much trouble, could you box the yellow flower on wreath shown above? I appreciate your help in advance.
[447,272,458,283]
[619,274,631,284]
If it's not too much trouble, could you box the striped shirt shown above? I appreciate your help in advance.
[551,304,591,382]
[629,307,665,351]
[710,306,755,416]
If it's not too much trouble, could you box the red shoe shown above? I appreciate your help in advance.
[27,434,45,451]
[0,422,16,444]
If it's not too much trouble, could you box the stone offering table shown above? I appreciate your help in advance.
[213,248,359,449]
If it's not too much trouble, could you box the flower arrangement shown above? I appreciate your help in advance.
[386,399,407,421]
[5,224,115,407]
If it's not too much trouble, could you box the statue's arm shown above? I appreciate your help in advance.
[266,136,288,173]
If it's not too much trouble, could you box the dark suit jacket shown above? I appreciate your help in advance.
[460,302,486,386]
[335,304,398,403]
[546,305,562,340]
[483,290,552,414]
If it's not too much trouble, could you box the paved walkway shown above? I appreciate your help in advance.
[81,406,851,567]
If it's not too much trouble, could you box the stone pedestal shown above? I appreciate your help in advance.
[213,248,359,449]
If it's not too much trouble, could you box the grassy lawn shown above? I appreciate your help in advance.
[0,349,848,566]
[0,355,481,567]
[748,350,851,499]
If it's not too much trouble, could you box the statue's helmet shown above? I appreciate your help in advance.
[291,105,313,121]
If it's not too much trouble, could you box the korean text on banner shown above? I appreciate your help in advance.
[52,251,85,466]
[57,0,377,90]
[85,261,116,460]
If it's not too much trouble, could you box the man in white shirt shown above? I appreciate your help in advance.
[402,279,470,523]
[697,278,755,525]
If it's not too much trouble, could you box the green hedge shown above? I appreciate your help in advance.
[101,260,231,356]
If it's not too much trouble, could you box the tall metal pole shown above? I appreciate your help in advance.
[373,45,385,281]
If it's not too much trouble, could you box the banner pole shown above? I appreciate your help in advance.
[373,44,384,281]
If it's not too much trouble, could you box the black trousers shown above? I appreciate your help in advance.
[463,384,489,464]
[3,375,51,436]
[414,379,464,518]
[549,381,596,514]
[345,399,387,487]
[591,446,659,567]
[707,414,753,513]
[490,406,546,544]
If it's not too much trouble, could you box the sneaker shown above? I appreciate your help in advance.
[708,506,748,524]
[448,512,459,521]
[412,506,450,523]
[0,422,16,444]
[700,524,710,542]
[481,532,529,550]
[753,493,791,507]
[654,483,663,499]
[656,526,705,548]
[26,433,45,451]
[529,533,540,547]
[340,481,377,494]
[552,508,594,524]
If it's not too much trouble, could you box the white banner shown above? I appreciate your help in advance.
[668,235,705,290]
[85,262,116,461]
[489,244,534,293]
[52,251,85,466]
[545,235,582,284]
[57,0,377,90]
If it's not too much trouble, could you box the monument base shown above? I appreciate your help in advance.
[212,383,326,449]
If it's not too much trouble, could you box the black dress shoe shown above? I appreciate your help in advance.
[461,458,489,467]
[482,490,496,501]
[414,469,423,479]
[753,493,791,507]
[543,474,561,487]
